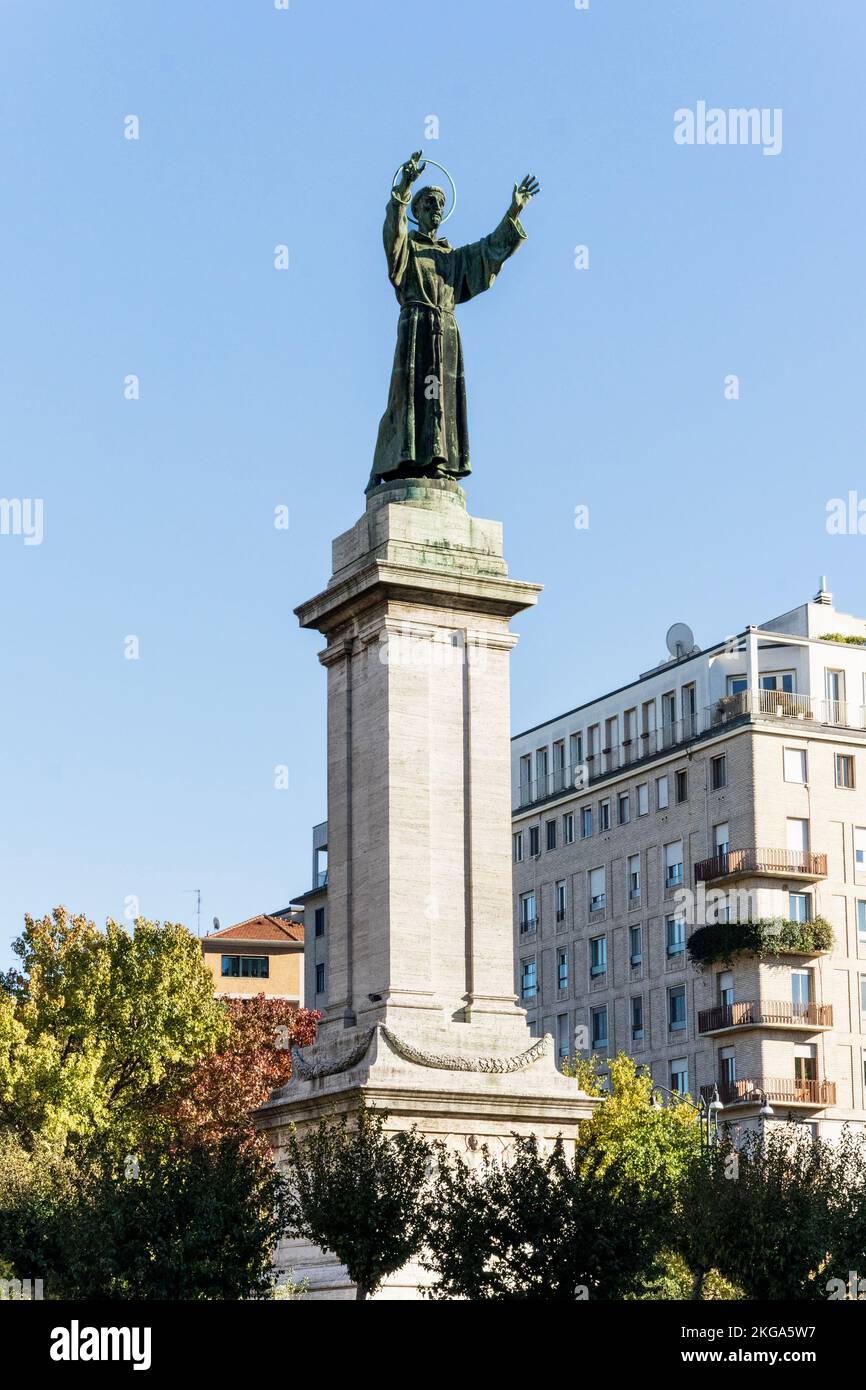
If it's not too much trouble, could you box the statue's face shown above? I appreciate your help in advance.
[415,189,445,234]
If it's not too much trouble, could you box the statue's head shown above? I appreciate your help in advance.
[411,185,446,234]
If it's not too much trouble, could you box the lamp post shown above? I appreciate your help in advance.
[651,1083,724,1149]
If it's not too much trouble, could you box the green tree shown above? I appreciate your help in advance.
[0,907,228,1151]
[424,1134,669,1300]
[683,1124,852,1300]
[282,1107,432,1300]
[0,1132,289,1300]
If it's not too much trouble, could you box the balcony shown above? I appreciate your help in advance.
[514,688,866,813]
[701,1077,836,1109]
[697,1000,834,1036]
[694,848,827,885]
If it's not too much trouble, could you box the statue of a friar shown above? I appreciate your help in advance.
[366,152,539,493]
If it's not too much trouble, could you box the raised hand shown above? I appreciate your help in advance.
[509,173,540,219]
[396,150,427,197]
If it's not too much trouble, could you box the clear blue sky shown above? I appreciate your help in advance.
[2,0,864,963]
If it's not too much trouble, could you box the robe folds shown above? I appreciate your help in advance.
[367,192,526,490]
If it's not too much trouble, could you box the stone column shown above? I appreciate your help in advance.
[257,479,597,1299]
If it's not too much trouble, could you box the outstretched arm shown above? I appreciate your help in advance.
[384,151,426,288]
[453,174,540,304]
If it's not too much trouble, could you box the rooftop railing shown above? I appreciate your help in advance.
[515,691,866,811]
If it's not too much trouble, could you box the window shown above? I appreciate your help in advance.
[763,672,795,693]
[589,866,606,914]
[599,798,611,832]
[656,775,669,810]
[668,985,687,1032]
[618,791,630,826]
[519,893,537,934]
[795,1045,817,1085]
[314,907,325,938]
[670,1059,689,1095]
[513,831,524,863]
[535,747,549,796]
[221,955,269,979]
[586,724,599,763]
[629,924,642,966]
[569,732,582,774]
[787,818,810,855]
[784,747,807,783]
[727,675,747,695]
[623,708,636,762]
[666,914,685,957]
[714,822,730,857]
[662,691,676,747]
[563,811,575,845]
[675,769,688,804]
[555,880,567,924]
[552,740,567,792]
[719,1046,736,1087]
[711,754,727,790]
[858,901,866,950]
[521,958,537,1000]
[682,683,697,737]
[546,819,557,851]
[589,935,607,977]
[789,892,810,923]
[718,970,734,1008]
[519,754,532,804]
[836,753,855,789]
[664,840,684,889]
[580,806,593,839]
[315,962,325,994]
[856,827,866,878]
[825,669,846,723]
[557,948,569,991]
[631,996,644,1041]
[604,716,619,771]
[529,825,540,857]
[556,1013,570,1061]
[637,783,649,816]
[791,969,812,1010]
[860,975,866,1016]
[641,700,656,743]
[590,1005,608,1049]
[627,853,641,903]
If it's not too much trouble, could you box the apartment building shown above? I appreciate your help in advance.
[511,584,866,1137]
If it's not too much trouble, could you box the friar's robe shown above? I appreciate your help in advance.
[367,191,526,490]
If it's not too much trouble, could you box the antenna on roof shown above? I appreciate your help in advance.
[665,622,698,661]
[814,576,832,606]
[183,888,202,936]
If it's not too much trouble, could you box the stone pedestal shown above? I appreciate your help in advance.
[256,479,596,1299]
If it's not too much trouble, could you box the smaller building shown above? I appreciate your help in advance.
[201,913,305,1004]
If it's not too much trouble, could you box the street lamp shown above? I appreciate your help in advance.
[650,1082,724,1148]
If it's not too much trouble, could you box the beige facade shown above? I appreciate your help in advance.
[201,913,305,1003]
[512,590,866,1137]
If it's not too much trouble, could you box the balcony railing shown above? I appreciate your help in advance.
[697,1000,833,1034]
[515,690,866,811]
[694,848,827,883]
[701,1077,836,1108]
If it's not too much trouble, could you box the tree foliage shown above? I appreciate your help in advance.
[687,916,833,969]
[282,1107,431,1299]
[0,907,228,1150]
[159,995,320,1148]
[424,1134,670,1300]
[0,1131,288,1300]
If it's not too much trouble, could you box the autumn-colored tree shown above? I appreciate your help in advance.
[0,907,228,1152]
[161,995,320,1147]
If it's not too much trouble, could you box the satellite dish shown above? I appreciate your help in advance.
[666,622,696,660]
[213,916,221,932]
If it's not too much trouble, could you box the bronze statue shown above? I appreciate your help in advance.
[366,152,539,493]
